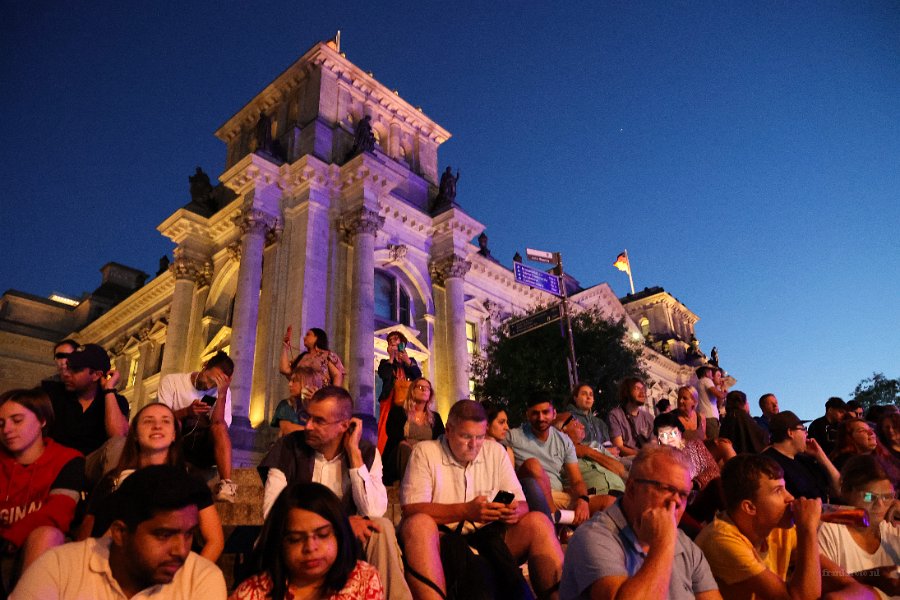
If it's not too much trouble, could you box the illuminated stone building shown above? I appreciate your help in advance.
[0,39,723,459]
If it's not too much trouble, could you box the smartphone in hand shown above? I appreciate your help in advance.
[492,490,515,504]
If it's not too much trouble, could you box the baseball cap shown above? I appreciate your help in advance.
[66,344,111,372]
[769,410,810,439]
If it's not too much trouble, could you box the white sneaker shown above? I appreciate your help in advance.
[214,479,237,503]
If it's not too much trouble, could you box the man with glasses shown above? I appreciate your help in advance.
[560,445,721,599]
[696,454,874,600]
[762,411,841,502]
[44,343,129,484]
[400,400,563,600]
[258,386,411,600]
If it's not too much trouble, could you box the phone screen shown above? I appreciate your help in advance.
[398,342,406,352]
[492,490,515,504]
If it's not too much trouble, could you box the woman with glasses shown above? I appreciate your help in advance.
[831,418,900,487]
[818,454,900,599]
[382,377,444,485]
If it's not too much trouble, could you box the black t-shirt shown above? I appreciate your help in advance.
[43,381,130,456]
[762,447,832,502]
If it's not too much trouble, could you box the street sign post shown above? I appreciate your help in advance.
[526,248,557,264]
[507,304,562,338]
[513,262,562,296]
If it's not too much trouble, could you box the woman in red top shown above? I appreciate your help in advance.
[231,482,382,600]
[0,388,84,570]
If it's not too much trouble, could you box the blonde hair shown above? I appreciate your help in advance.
[405,377,436,427]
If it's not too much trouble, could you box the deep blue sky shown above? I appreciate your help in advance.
[3,1,898,420]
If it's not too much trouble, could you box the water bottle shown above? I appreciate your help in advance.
[820,504,870,527]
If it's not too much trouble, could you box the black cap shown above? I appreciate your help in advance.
[66,344,111,372]
[769,410,811,439]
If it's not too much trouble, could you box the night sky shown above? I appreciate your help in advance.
[3,1,898,420]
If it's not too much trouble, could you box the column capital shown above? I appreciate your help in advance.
[234,207,279,237]
[169,248,211,282]
[227,240,242,263]
[341,206,384,240]
[430,254,471,287]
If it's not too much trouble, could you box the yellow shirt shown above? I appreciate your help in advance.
[695,514,797,600]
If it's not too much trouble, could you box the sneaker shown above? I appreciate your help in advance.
[214,479,237,503]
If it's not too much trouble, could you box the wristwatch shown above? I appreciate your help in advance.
[579,495,590,504]
[103,389,117,394]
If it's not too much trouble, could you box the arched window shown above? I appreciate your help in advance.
[639,316,650,338]
[374,270,411,326]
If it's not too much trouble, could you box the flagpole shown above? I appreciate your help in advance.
[625,249,635,295]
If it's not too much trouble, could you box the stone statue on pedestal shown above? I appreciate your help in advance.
[349,115,376,157]
[438,166,459,202]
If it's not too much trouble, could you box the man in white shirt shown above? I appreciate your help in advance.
[258,386,411,600]
[400,400,563,600]
[11,465,226,599]
[695,366,725,439]
[158,351,236,503]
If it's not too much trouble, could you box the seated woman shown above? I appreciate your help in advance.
[77,402,224,562]
[718,390,768,454]
[675,385,706,441]
[483,401,515,465]
[280,326,345,387]
[270,366,322,437]
[382,377,444,485]
[0,388,84,572]
[230,482,382,600]
[818,454,900,599]
[831,418,900,487]
[876,412,900,463]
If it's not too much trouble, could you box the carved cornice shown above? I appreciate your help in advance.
[341,207,384,240]
[387,244,407,262]
[430,254,471,287]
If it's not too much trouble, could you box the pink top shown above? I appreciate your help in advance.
[229,560,383,600]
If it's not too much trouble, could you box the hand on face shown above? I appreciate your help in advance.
[342,417,363,453]
[635,500,678,549]
[103,369,121,390]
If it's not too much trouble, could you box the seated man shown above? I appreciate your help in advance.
[11,464,226,599]
[158,350,236,502]
[43,343,129,484]
[695,454,876,600]
[259,386,411,600]
[400,400,563,600]
[553,411,626,497]
[506,394,607,523]
[762,411,841,502]
[560,445,721,599]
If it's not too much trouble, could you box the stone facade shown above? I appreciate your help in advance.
[0,40,726,459]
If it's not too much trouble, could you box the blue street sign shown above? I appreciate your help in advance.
[513,262,561,296]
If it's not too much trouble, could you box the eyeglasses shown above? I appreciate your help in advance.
[414,385,431,392]
[791,425,807,432]
[634,478,697,503]
[54,352,71,360]
[860,491,896,504]
[306,415,347,428]
[657,430,681,441]
[558,415,575,430]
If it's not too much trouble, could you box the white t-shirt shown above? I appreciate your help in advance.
[695,376,718,420]
[818,520,900,599]
[158,372,233,427]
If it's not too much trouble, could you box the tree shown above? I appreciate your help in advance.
[850,372,900,412]
[472,306,645,425]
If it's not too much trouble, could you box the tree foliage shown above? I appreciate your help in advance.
[850,372,900,412]
[472,306,645,425]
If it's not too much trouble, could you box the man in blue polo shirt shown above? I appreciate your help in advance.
[506,393,593,525]
[560,445,721,600]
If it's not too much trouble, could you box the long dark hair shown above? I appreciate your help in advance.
[290,328,331,371]
[115,403,183,476]
[244,482,358,599]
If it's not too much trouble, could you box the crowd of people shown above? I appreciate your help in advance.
[1,332,898,599]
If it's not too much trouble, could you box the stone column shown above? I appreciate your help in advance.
[343,206,384,415]
[161,250,207,377]
[229,208,278,453]
[431,255,472,415]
